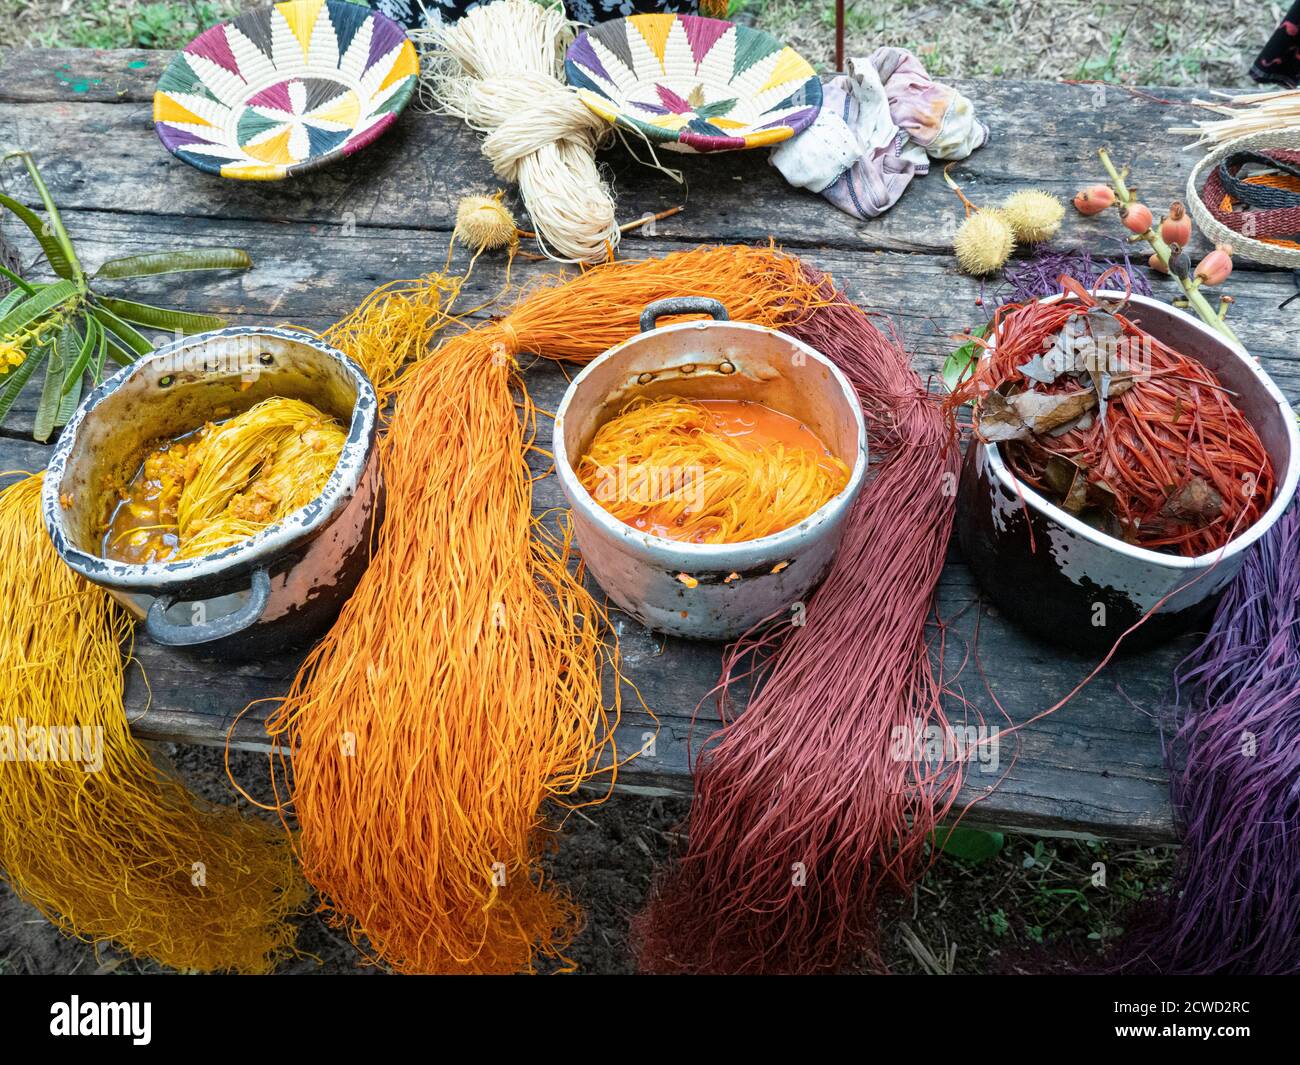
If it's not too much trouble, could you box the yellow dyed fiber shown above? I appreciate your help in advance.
[578,398,850,544]
[318,272,469,402]
[174,398,345,559]
[0,472,306,971]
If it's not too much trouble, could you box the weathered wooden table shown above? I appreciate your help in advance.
[3,50,1296,842]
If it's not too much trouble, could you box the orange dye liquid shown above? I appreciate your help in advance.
[102,428,207,564]
[632,399,841,542]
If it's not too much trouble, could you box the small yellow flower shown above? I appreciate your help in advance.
[1,310,67,371]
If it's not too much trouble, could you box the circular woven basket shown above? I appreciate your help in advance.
[565,13,822,154]
[154,0,418,180]
[1186,126,1300,269]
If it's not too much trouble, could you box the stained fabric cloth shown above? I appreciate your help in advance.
[771,49,987,220]
[370,0,710,31]
[1252,2,1300,86]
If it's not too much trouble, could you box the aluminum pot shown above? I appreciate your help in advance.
[42,326,381,659]
[553,298,868,640]
[957,291,1300,651]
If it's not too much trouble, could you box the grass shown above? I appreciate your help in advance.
[764,0,1281,85]
[0,0,242,50]
[884,834,1176,973]
[1,0,1284,87]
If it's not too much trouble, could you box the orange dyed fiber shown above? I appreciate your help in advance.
[265,246,831,974]
[578,397,849,544]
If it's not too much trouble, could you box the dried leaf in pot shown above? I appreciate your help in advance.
[976,375,1135,442]
[1161,476,1224,525]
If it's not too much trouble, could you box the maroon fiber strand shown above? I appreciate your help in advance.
[633,271,962,974]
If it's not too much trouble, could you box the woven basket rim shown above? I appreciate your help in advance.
[154,0,417,181]
[566,13,821,154]
[1186,125,1300,268]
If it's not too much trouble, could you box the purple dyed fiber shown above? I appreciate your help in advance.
[1118,505,1300,974]
[996,247,1154,306]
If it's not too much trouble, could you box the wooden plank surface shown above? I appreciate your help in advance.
[3,48,1296,842]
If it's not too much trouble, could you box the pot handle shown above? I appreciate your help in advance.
[145,565,272,647]
[639,298,730,333]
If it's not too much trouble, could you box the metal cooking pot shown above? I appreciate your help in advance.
[42,326,381,659]
[957,291,1300,651]
[553,298,868,640]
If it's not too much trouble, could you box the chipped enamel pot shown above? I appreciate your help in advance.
[553,298,867,640]
[957,291,1300,651]
[42,327,380,659]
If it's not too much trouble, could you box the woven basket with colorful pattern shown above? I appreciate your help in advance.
[565,14,821,154]
[154,0,418,181]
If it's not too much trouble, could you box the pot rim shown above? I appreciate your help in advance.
[41,326,378,590]
[978,289,1300,569]
[552,318,869,563]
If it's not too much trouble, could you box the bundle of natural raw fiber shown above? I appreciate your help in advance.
[414,0,619,263]
[1168,89,1300,149]
[1111,505,1300,975]
[0,472,306,972]
[633,269,963,974]
[264,245,835,974]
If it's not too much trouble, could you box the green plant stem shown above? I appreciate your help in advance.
[1097,147,1240,346]
[3,150,84,284]
[0,263,36,295]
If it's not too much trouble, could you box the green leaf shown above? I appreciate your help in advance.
[0,287,28,319]
[10,151,82,281]
[91,318,109,382]
[0,263,36,297]
[0,279,76,338]
[100,330,139,367]
[95,248,252,279]
[95,296,225,334]
[34,324,71,440]
[931,826,1005,863]
[61,317,96,396]
[0,343,50,428]
[89,304,152,357]
[54,319,84,426]
[942,323,989,392]
[0,192,77,279]
[56,368,82,429]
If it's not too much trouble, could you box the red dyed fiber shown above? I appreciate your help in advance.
[949,278,1274,556]
[633,271,962,974]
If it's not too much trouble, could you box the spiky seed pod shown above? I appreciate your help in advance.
[454,193,518,252]
[1001,189,1065,244]
[953,210,1016,276]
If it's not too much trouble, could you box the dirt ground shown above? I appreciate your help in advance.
[1,742,1174,974]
